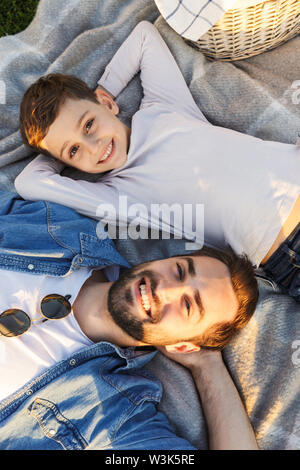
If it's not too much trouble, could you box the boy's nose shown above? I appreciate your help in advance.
[84,137,101,156]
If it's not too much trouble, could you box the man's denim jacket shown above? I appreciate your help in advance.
[0,192,194,450]
[0,190,129,276]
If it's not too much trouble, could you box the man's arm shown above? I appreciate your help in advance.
[98,21,208,121]
[160,348,258,450]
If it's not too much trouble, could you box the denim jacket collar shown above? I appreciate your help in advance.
[0,193,130,276]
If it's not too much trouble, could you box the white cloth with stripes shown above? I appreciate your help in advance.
[154,0,265,40]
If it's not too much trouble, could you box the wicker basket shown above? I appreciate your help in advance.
[185,0,300,61]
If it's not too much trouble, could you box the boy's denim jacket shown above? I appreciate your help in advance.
[0,191,194,450]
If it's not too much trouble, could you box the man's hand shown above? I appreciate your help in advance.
[158,345,222,375]
[158,344,258,450]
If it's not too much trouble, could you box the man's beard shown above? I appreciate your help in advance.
[107,264,160,342]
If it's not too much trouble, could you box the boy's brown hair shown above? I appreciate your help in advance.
[19,73,98,156]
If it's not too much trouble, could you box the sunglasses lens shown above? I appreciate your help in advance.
[41,294,71,320]
[0,309,31,337]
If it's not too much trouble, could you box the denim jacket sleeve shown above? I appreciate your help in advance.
[0,342,196,450]
[0,191,129,276]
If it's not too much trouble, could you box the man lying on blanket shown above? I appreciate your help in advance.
[0,191,258,450]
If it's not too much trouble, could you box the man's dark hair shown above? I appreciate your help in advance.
[19,73,98,157]
[184,245,258,350]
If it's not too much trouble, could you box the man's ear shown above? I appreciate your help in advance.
[165,342,201,354]
[94,87,119,115]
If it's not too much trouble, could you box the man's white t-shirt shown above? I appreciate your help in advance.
[15,21,300,267]
[0,265,118,401]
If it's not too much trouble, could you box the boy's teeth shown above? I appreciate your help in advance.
[100,142,113,161]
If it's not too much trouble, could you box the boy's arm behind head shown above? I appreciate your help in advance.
[98,21,205,120]
[14,152,103,222]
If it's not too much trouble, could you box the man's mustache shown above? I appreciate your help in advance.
[121,268,162,323]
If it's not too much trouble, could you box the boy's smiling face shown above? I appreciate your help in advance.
[40,89,131,174]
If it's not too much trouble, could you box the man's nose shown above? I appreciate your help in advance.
[154,278,190,319]
[155,277,184,304]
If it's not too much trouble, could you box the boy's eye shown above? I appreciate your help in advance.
[176,263,183,280]
[85,119,94,133]
[70,146,79,158]
[185,297,191,315]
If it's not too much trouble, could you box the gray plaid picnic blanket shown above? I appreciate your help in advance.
[0,0,299,449]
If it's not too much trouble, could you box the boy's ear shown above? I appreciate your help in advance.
[94,87,119,115]
[165,342,200,354]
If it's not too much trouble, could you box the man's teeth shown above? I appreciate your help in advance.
[100,142,113,161]
[139,282,150,312]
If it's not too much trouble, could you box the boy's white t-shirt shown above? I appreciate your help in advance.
[15,21,300,267]
[0,265,119,401]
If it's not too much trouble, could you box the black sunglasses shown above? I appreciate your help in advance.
[0,294,72,338]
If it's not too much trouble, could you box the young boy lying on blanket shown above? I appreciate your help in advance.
[16,21,300,301]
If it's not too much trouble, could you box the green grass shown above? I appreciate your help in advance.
[0,0,40,37]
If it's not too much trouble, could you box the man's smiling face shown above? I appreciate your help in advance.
[40,89,131,174]
[107,255,239,347]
